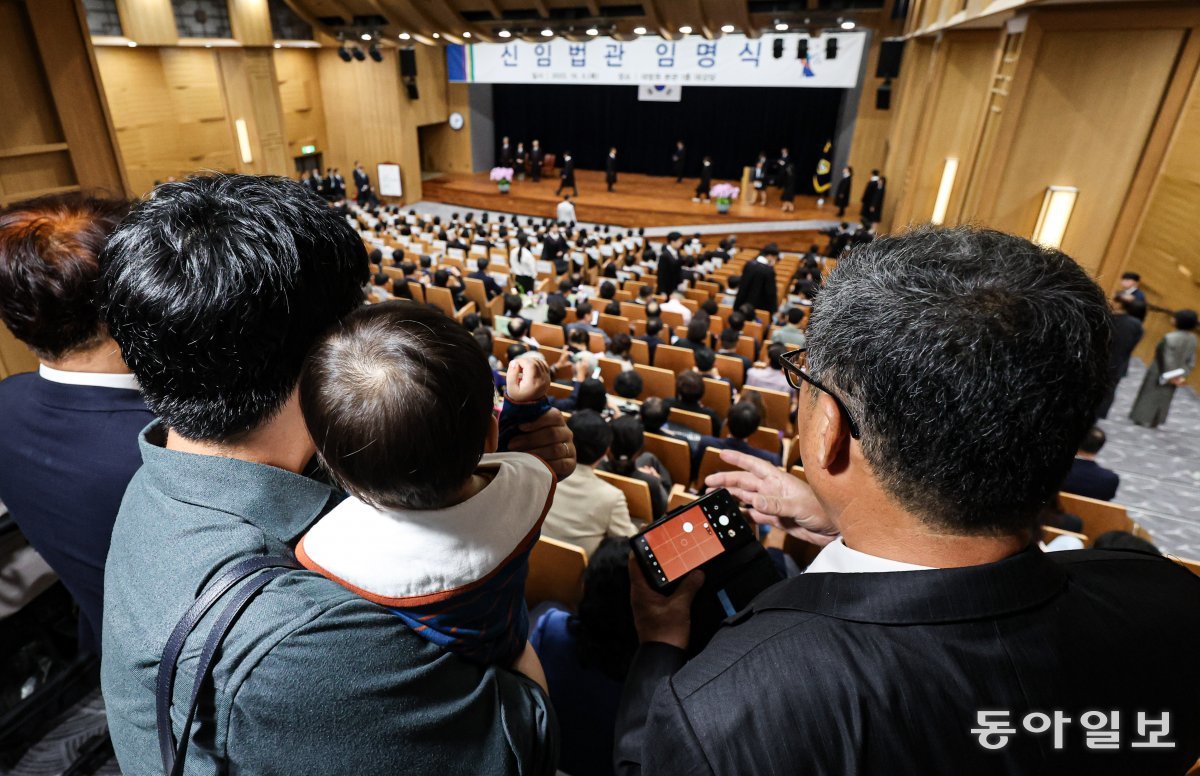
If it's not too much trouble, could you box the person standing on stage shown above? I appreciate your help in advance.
[751,153,769,206]
[672,140,686,183]
[606,147,618,192]
[353,161,379,206]
[557,151,578,197]
[834,166,853,217]
[514,142,527,180]
[774,147,791,190]
[693,156,714,203]
[861,169,881,221]
[865,176,887,223]
[530,140,545,182]
[780,161,797,213]
[499,136,514,167]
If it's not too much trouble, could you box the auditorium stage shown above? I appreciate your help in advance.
[421,169,840,252]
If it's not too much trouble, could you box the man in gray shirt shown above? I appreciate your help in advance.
[97,175,574,775]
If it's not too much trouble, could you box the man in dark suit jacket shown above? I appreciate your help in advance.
[0,193,152,655]
[636,317,668,365]
[557,151,578,197]
[542,224,569,274]
[468,257,503,300]
[693,156,713,202]
[694,403,779,480]
[352,161,378,206]
[606,147,618,192]
[860,169,880,220]
[666,371,721,436]
[1061,427,1120,501]
[1097,296,1146,417]
[498,136,513,167]
[656,232,684,296]
[834,165,853,216]
[671,140,685,182]
[615,226,1200,775]
[733,243,779,314]
[530,140,545,182]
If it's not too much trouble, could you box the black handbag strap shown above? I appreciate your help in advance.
[156,555,300,776]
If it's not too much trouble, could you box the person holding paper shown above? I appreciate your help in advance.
[1130,309,1197,428]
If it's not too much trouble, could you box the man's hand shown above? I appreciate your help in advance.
[628,557,704,650]
[508,408,576,480]
[505,354,550,403]
[705,449,837,546]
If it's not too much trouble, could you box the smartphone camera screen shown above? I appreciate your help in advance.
[634,489,751,590]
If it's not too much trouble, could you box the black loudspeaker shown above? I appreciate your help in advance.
[772,38,784,59]
[826,38,838,59]
[399,47,418,76]
[797,38,808,59]
[877,39,904,79]
[405,81,419,100]
[875,79,892,110]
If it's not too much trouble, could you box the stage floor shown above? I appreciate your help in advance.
[421,169,840,251]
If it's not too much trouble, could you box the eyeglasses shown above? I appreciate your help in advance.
[779,347,862,439]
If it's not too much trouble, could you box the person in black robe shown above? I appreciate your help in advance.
[498,136,513,167]
[860,169,881,221]
[606,147,618,192]
[780,162,797,212]
[693,156,713,202]
[1097,296,1146,418]
[834,166,853,216]
[865,176,887,222]
[514,142,527,180]
[672,140,685,182]
[556,151,578,196]
[530,140,545,182]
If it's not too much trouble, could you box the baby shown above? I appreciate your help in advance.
[296,302,557,665]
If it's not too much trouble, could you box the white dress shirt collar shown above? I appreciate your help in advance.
[39,363,140,391]
[805,537,933,574]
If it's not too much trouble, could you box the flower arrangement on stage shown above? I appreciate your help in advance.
[490,167,514,194]
[710,183,740,213]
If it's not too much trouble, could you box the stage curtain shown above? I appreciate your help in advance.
[491,83,843,193]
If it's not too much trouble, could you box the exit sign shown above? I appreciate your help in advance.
[301,145,316,154]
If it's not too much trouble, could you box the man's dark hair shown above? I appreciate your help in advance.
[1176,309,1198,331]
[694,347,716,371]
[614,369,643,399]
[503,293,523,317]
[462,312,481,332]
[727,311,745,331]
[676,370,704,403]
[420,255,433,269]
[787,307,805,325]
[1079,426,1105,455]
[506,343,528,362]
[608,414,645,471]
[476,257,489,271]
[373,272,389,286]
[576,300,593,319]
[727,402,761,440]
[604,300,621,316]
[638,284,653,299]
[99,175,367,440]
[667,231,682,243]
[766,343,788,371]
[567,327,589,348]
[646,317,664,336]
[576,378,608,413]
[569,409,612,466]
[400,261,417,276]
[720,327,739,348]
[1092,530,1160,555]
[686,316,708,345]
[600,281,616,300]
[641,396,669,433]
[1121,271,1141,282]
[546,299,567,326]
[392,248,405,263]
[807,226,1110,535]
[433,268,451,287]
[701,299,719,316]
[301,303,493,510]
[610,332,632,357]
[645,301,661,319]
[0,193,132,361]
[508,317,528,339]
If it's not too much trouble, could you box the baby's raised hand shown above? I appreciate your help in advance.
[506,353,551,403]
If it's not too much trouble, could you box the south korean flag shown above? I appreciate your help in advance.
[638,83,681,102]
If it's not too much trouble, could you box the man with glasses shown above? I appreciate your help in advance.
[614,226,1200,774]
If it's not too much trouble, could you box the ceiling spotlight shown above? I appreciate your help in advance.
[273,43,281,48]
[840,20,856,30]
[432,32,440,38]
[678,26,692,34]
[775,21,788,31]
[498,29,511,38]
[204,43,213,48]
[351,46,365,61]
[127,40,138,47]
[633,26,646,35]
[541,28,553,37]
[399,32,411,40]
[368,43,382,61]
[338,45,352,61]
[360,33,371,41]
[720,24,735,33]
[586,27,598,36]
[462,31,471,38]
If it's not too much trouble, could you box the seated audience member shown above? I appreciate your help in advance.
[598,415,671,520]
[635,284,654,305]
[547,278,574,309]
[97,175,569,773]
[692,347,729,392]
[617,226,1200,774]
[673,316,711,352]
[561,327,599,376]
[606,332,636,370]
[1060,427,1119,502]
[771,307,808,348]
[0,193,147,656]
[604,299,622,316]
[668,370,722,436]
[568,301,609,345]
[433,268,468,309]
[546,299,570,336]
[469,257,504,300]
[611,370,644,416]
[716,328,751,379]
[640,396,701,458]
[503,292,526,320]
[746,343,793,394]
[392,277,415,301]
[297,306,556,665]
[369,272,394,302]
[508,316,540,350]
[696,402,781,474]
[636,317,667,365]
[1092,530,1160,554]
[544,410,638,556]
[660,293,693,325]
[531,538,638,776]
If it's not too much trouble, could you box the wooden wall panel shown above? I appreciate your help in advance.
[407,43,449,128]
[971,28,1184,272]
[0,2,66,152]
[0,325,39,378]
[115,0,178,45]
[217,48,290,175]
[96,47,237,194]
[420,82,474,175]
[274,48,328,163]
[847,33,894,207]
[880,37,936,230]
[318,47,422,202]
[229,0,274,46]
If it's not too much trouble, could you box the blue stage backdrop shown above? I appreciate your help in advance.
[490,83,842,192]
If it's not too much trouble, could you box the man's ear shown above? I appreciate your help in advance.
[813,392,851,473]
[484,414,500,454]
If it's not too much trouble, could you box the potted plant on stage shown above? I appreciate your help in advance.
[710,183,739,214]
[490,166,514,194]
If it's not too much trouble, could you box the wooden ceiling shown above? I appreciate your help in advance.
[284,0,890,46]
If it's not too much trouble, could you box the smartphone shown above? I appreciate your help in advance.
[632,488,755,593]
[590,310,600,326]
